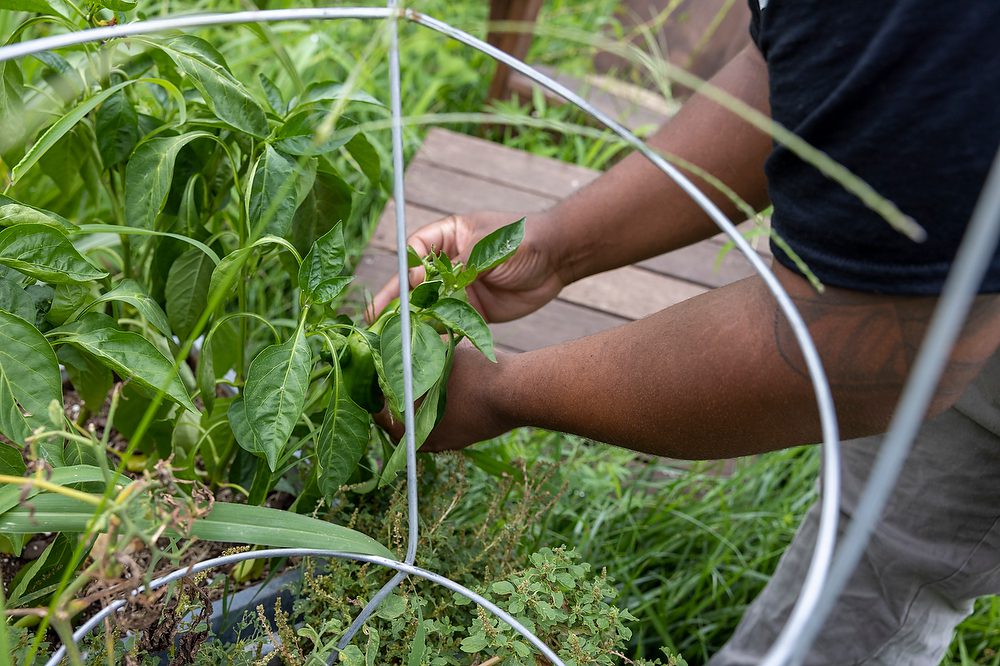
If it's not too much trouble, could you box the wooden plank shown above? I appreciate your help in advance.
[418,128,599,198]
[638,242,756,289]
[371,202,442,251]
[492,299,629,352]
[403,159,556,214]
[560,266,705,320]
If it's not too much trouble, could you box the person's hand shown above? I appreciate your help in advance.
[377,343,513,452]
[370,210,565,323]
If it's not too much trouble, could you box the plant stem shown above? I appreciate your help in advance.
[51,617,84,666]
[0,579,10,666]
[0,475,102,507]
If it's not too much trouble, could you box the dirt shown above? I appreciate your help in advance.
[2,386,303,661]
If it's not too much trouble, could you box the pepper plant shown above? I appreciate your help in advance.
[0,1,526,653]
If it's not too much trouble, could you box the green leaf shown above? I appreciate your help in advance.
[124,131,213,230]
[165,248,214,341]
[428,298,496,362]
[378,341,452,488]
[300,81,383,108]
[378,316,447,413]
[0,198,73,230]
[406,246,422,269]
[0,61,26,157]
[10,78,182,185]
[0,442,26,555]
[0,465,128,517]
[59,320,197,413]
[298,223,352,304]
[0,224,107,284]
[247,145,299,239]
[460,632,489,653]
[87,279,171,338]
[76,224,220,265]
[190,502,391,556]
[207,246,252,303]
[178,175,203,236]
[365,627,380,666]
[0,279,36,323]
[345,132,381,186]
[94,0,137,10]
[0,309,62,445]
[0,1,60,11]
[156,36,269,138]
[0,494,392,558]
[46,282,93,326]
[0,442,25,477]
[274,109,356,156]
[258,73,285,115]
[7,533,73,606]
[409,280,441,309]
[316,370,370,500]
[290,170,352,257]
[491,580,516,595]
[37,127,88,195]
[197,339,219,417]
[374,594,406,620]
[207,236,297,304]
[231,328,311,471]
[57,345,112,414]
[467,217,526,274]
[95,89,139,168]
[407,607,427,666]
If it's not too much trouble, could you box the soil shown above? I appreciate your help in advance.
[2,385,302,662]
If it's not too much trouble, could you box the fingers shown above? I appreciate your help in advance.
[368,216,464,321]
[369,274,400,322]
[368,262,431,322]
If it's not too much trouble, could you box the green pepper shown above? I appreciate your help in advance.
[342,329,383,413]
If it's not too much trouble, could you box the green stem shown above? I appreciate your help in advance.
[51,618,83,666]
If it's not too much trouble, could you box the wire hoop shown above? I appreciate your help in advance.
[8,6,990,666]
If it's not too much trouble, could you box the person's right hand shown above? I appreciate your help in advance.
[370,210,565,323]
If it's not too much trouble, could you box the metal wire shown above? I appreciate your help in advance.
[334,0,419,653]
[2,9,846,666]
[780,147,1000,665]
[42,549,564,666]
[0,8,395,62]
[409,14,842,666]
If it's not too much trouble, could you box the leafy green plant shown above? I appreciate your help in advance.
[173,453,683,666]
[0,3,531,661]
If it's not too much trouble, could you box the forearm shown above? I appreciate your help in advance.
[489,272,812,459]
[477,266,1000,459]
[538,43,772,285]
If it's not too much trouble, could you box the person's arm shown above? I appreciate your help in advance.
[538,41,772,286]
[421,264,1000,457]
[371,43,772,321]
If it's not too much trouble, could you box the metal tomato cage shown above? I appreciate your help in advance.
[1,4,996,666]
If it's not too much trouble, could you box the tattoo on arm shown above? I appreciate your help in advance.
[773,289,1000,405]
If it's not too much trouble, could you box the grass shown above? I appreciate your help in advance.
[489,432,819,663]
[2,1,996,663]
[481,431,1000,666]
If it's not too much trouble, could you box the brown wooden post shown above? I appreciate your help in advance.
[486,0,544,102]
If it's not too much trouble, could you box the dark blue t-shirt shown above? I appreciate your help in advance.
[749,0,1000,294]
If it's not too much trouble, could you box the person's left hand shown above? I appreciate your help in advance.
[376,342,514,452]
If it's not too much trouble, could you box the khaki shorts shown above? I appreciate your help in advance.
[709,352,1000,665]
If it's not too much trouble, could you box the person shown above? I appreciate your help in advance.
[373,2,1000,663]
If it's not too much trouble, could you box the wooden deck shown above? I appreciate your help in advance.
[354,127,768,353]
